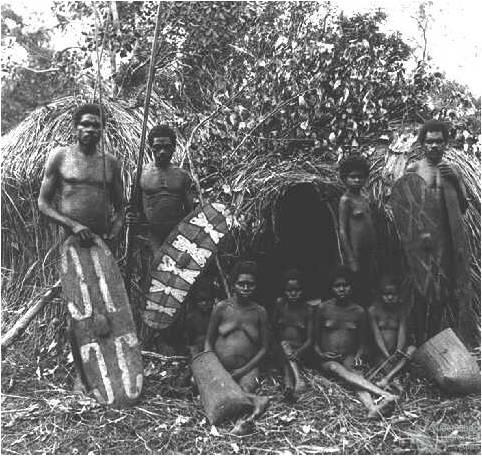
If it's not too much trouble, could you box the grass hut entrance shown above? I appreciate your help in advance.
[257,183,339,304]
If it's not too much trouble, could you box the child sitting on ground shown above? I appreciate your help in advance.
[273,268,313,398]
[338,155,377,306]
[367,275,416,391]
[311,265,398,419]
[204,260,270,415]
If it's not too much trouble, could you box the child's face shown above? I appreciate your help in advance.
[345,170,367,191]
[284,279,302,304]
[332,277,352,301]
[381,284,399,307]
[234,273,256,300]
[196,297,212,313]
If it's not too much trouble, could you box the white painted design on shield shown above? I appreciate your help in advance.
[81,343,114,404]
[172,235,211,267]
[157,255,199,284]
[68,247,92,319]
[190,212,223,244]
[146,300,178,317]
[150,278,188,303]
[90,249,116,313]
[212,202,234,229]
[114,333,142,399]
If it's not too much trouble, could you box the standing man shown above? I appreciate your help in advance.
[127,125,194,352]
[405,119,470,344]
[128,125,194,258]
[38,103,125,390]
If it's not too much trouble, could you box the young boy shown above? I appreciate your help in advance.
[338,155,377,304]
[205,261,269,395]
[367,276,416,390]
[311,266,398,419]
[273,269,313,397]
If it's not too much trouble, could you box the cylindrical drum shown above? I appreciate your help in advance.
[412,328,480,394]
[191,351,253,425]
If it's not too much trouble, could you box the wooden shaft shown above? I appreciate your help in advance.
[378,347,416,387]
[124,3,165,298]
[1,280,62,349]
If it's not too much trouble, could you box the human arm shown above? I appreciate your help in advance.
[106,157,125,240]
[231,307,269,380]
[368,306,390,359]
[396,310,407,352]
[292,305,315,359]
[37,148,94,242]
[338,195,358,272]
[204,302,223,352]
[183,172,195,214]
[439,162,468,214]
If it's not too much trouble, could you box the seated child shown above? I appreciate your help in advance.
[205,260,269,396]
[311,265,398,419]
[367,275,416,390]
[274,268,313,397]
[185,280,215,358]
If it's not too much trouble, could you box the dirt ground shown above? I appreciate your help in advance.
[1,349,480,455]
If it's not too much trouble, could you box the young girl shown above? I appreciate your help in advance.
[368,275,416,390]
[274,269,313,397]
[311,266,397,418]
[338,155,377,305]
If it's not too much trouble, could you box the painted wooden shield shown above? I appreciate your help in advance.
[389,173,449,299]
[442,177,472,341]
[143,202,233,330]
[61,235,143,408]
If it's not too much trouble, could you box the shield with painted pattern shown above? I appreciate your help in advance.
[60,235,143,408]
[144,202,233,329]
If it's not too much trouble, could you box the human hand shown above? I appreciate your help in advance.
[125,210,140,226]
[73,224,95,245]
[288,350,300,361]
[438,163,457,182]
[106,217,123,240]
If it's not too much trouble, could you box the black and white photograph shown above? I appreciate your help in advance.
[1,1,480,454]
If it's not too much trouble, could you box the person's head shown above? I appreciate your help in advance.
[418,119,449,164]
[148,125,176,167]
[282,268,303,304]
[73,103,106,148]
[339,155,370,192]
[330,265,353,302]
[378,275,400,307]
[231,260,257,302]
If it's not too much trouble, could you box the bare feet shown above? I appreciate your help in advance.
[250,395,270,420]
[367,395,397,420]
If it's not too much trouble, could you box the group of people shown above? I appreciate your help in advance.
[37,102,469,418]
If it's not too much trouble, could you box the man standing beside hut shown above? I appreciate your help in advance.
[404,119,471,345]
[38,103,125,391]
[127,125,194,352]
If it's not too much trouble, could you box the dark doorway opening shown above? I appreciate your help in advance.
[256,184,339,307]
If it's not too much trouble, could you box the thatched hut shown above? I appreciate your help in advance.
[2,97,480,352]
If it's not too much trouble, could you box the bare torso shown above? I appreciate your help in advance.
[369,303,400,354]
[346,194,376,258]
[316,299,365,357]
[57,146,117,235]
[140,165,189,220]
[276,297,309,347]
[213,299,263,370]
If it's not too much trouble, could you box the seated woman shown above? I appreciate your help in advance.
[311,265,398,419]
[367,275,416,390]
[273,268,313,398]
[204,260,270,418]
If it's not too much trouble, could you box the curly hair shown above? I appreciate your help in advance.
[73,103,106,127]
[417,119,449,144]
[148,125,177,147]
[330,264,354,287]
[231,260,258,283]
[339,155,370,180]
[283,268,302,285]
